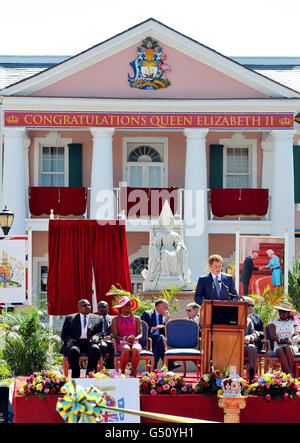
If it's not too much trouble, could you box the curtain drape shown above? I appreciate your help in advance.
[47,220,132,315]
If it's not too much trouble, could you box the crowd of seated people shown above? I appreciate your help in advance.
[60,253,300,380]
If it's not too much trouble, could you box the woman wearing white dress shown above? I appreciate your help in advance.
[269,301,299,377]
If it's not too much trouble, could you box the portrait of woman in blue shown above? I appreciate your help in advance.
[260,249,283,288]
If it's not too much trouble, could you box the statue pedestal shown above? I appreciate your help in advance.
[139,291,196,319]
[143,276,194,292]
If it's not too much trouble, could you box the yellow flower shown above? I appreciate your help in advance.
[95,373,104,379]
[36,383,43,391]
[60,386,67,394]
[18,388,24,395]
[204,376,209,382]
[217,389,223,396]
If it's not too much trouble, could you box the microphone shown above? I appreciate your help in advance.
[218,278,237,300]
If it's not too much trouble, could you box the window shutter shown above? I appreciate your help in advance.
[293,146,300,203]
[209,144,224,189]
[68,143,82,187]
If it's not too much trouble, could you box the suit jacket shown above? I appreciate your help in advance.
[60,313,104,355]
[141,309,166,338]
[98,314,113,336]
[194,272,238,306]
[245,317,259,343]
[241,256,259,283]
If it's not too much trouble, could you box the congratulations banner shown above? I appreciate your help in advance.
[4,111,294,129]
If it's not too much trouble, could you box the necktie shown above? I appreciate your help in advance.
[83,315,88,338]
[158,314,163,325]
[214,278,220,298]
[103,316,108,336]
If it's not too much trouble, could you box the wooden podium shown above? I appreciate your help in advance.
[200,300,247,375]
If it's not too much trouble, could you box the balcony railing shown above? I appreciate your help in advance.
[26,187,271,223]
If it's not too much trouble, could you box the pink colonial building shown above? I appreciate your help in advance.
[1,18,300,303]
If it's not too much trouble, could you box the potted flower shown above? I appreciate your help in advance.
[17,370,68,400]
[140,368,193,395]
[243,371,300,401]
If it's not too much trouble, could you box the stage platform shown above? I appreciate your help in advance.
[11,375,300,423]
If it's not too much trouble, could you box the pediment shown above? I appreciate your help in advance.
[2,18,299,99]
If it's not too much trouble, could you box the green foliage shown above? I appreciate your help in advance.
[106,284,179,317]
[0,307,62,376]
[287,257,300,313]
[250,285,284,325]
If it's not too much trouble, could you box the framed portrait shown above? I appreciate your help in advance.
[235,231,288,297]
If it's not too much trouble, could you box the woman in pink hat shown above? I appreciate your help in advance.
[111,296,142,377]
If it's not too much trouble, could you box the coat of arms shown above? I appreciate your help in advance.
[128,37,171,90]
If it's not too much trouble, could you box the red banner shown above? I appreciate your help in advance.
[4,111,294,129]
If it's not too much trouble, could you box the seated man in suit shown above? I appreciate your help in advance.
[194,254,238,306]
[186,302,200,325]
[244,312,259,383]
[141,299,180,371]
[61,299,103,378]
[97,300,115,370]
[243,296,264,351]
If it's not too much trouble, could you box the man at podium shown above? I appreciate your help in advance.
[194,254,238,305]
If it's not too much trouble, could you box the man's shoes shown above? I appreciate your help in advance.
[168,363,182,371]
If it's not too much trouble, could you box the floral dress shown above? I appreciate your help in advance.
[270,318,299,352]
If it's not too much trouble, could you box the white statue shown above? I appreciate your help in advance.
[142,201,193,291]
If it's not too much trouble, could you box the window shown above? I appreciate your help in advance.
[225,147,250,188]
[220,134,257,189]
[40,146,66,186]
[34,132,72,186]
[123,137,168,188]
[130,257,149,294]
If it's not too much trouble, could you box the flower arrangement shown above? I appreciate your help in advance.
[194,369,230,396]
[140,368,193,395]
[87,369,129,379]
[243,371,300,401]
[17,370,69,399]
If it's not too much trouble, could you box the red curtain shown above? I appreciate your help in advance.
[47,220,132,315]
[93,221,132,313]
[47,220,94,315]
[210,188,269,217]
[120,187,178,217]
[29,187,87,216]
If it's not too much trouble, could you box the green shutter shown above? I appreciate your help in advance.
[293,145,300,203]
[68,143,82,187]
[209,144,223,189]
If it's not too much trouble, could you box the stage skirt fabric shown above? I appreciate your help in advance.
[47,220,132,315]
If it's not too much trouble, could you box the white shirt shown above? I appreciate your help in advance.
[191,315,200,324]
[79,313,89,338]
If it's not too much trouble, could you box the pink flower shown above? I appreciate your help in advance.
[150,389,157,395]
[181,386,187,392]
[266,382,271,389]
[169,380,175,387]
[44,388,49,394]
[163,384,170,391]
[283,393,289,400]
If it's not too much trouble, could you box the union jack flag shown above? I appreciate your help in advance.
[99,411,119,423]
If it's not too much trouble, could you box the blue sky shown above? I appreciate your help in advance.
[1,0,300,57]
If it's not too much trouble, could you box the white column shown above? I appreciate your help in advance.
[271,130,296,263]
[261,132,273,190]
[2,127,27,234]
[90,127,115,220]
[183,129,209,283]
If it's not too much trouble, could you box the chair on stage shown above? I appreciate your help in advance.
[163,319,201,378]
[62,355,103,377]
[113,320,154,373]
